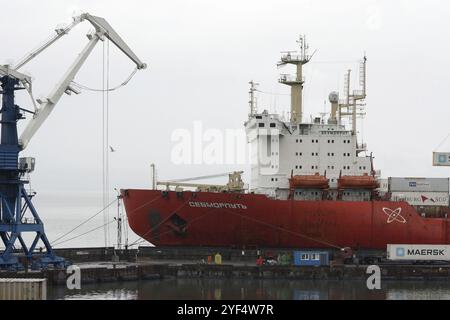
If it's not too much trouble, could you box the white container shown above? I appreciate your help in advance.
[433,152,450,167]
[389,177,449,193]
[390,192,449,207]
[0,278,47,300]
[387,244,450,261]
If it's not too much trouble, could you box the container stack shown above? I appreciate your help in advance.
[388,177,450,207]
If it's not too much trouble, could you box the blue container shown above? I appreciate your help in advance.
[293,251,329,266]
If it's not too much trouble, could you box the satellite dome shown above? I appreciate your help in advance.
[329,92,339,103]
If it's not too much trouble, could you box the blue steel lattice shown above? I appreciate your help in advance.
[0,75,66,270]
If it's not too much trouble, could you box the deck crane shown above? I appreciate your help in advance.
[157,171,246,193]
[0,13,146,269]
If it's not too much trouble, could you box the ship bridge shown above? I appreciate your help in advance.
[245,38,375,201]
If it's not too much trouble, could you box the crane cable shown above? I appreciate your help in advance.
[102,38,111,248]
[434,133,450,152]
[70,67,138,92]
[50,198,118,245]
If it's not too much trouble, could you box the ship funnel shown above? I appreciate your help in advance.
[328,91,339,124]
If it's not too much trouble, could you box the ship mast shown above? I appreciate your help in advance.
[278,35,313,124]
[248,80,259,118]
[338,56,367,135]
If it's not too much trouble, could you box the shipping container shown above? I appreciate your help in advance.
[387,244,450,261]
[390,192,449,207]
[293,251,329,266]
[433,152,450,167]
[0,279,47,300]
[388,177,449,193]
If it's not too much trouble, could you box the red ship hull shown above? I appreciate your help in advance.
[121,189,450,249]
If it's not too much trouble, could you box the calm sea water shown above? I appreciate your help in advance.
[18,191,142,249]
[48,279,450,300]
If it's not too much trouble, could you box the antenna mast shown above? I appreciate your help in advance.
[278,35,313,124]
[338,56,367,135]
[248,80,259,118]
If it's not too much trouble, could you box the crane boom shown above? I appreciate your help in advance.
[13,13,146,71]
[16,13,146,149]
[84,14,146,70]
[167,171,243,183]
[13,16,84,71]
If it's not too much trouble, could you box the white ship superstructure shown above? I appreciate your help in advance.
[245,36,375,201]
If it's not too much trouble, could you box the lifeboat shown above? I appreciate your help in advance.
[338,174,379,190]
[289,173,329,189]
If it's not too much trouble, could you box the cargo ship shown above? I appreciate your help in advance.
[121,37,450,250]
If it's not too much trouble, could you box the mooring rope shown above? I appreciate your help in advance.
[131,205,220,246]
[50,198,118,245]
[52,220,116,247]
[128,197,192,247]
[131,201,343,250]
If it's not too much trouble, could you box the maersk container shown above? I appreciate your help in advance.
[388,177,449,193]
[390,192,449,207]
[387,244,450,261]
[0,278,47,300]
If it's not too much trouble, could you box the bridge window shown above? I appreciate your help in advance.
[270,123,276,128]
[258,123,265,128]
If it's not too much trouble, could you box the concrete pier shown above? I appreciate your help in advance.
[0,247,449,286]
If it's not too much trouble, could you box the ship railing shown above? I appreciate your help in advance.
[352,90,366,99]
[280,54,304,63]
[278,74,304,84]
[357,143,367,151]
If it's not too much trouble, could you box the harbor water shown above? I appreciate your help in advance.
[48,279,450,300]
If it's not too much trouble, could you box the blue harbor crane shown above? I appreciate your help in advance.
[0,13,146,270]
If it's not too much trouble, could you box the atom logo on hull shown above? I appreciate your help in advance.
[382,207,407,224]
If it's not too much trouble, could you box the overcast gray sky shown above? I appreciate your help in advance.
[2,0,450,195]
